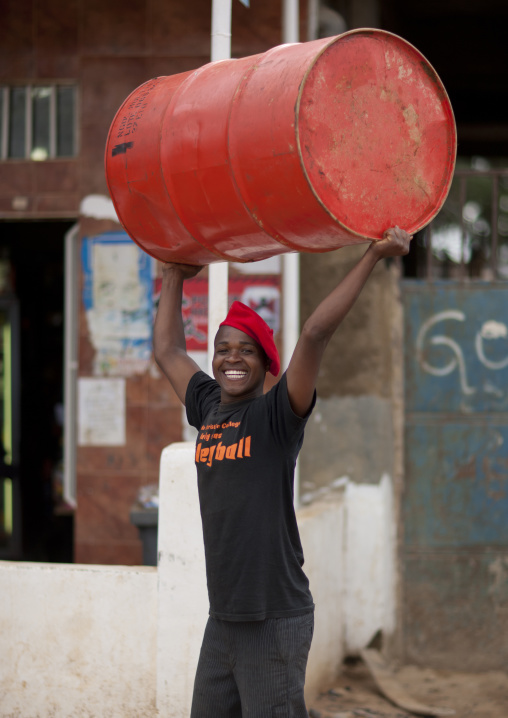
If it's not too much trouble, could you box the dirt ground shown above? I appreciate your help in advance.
[308,659,508,718]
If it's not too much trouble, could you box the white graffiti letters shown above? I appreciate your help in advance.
[416,311,475,394]
[416,310,508,396]
[475,321,508,370]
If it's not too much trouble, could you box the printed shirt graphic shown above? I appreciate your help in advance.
[186,371,315,621]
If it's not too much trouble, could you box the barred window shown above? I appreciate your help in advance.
[404,159,508,282]
[0,84,77,161]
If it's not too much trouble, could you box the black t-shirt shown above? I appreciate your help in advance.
[185,371,316,621]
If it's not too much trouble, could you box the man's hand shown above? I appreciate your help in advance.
[154,261,204,404]
[369,226,413,260]
[162,262,202,280]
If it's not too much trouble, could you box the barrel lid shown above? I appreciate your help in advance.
[298,29,457,239]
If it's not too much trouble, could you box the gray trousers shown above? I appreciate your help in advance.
[190,613,314,717]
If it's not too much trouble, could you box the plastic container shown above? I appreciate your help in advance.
[105,29,456,265]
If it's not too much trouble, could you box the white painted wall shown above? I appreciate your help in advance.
[0,562,157,718]
[343,473,396,652]
[0,444,396,717]
[156,442,208,718]
[297,497,346,698]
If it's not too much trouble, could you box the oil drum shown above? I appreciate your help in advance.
[105,29,456,265]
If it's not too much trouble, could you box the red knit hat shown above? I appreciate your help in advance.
[219,301,280,376]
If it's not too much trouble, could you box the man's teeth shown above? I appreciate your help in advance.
[225,371,247,379]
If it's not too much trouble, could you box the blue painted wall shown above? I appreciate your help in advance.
[402,281,508,669]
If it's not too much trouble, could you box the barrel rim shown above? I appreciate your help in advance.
[295,27,458,240]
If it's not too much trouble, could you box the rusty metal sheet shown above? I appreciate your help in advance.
[404,282,508,547]
[404,422,508,547]
[403,281,508,670]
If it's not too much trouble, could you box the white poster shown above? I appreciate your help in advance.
[78,377,126,446]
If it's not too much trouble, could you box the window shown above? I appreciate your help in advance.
[404,157,508,282]
[0,84,77,161]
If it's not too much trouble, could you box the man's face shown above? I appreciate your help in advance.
[212,325,268,403]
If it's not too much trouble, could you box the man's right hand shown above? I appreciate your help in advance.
[154,262,204,404]
[369,226,413,259]
[162,262,203,280]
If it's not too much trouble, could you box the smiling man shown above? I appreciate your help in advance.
[153,226,412,718]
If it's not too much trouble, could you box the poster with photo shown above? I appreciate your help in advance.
[152,275,281,352]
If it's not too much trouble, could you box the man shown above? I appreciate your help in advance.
[153,226,412,717]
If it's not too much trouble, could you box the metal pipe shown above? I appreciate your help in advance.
[459,175,467,280]
[208,0,232,372]
[426,224,433,280]
[491,174,499,278]
[211,0,232,61]
[282,0,301,507]
[281,0,300,375]
[307,0,319,41]
[282,0,299,44]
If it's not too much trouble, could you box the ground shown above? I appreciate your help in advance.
[308,659,508,718]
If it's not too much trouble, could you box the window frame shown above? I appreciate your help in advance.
[0,83,78,161]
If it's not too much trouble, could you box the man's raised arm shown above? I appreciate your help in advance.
[153,263,202,405]
[286,226,413,417]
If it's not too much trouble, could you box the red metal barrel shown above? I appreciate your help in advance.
[105,29,456,265]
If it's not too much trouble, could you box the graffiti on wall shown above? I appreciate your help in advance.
[404,284,508,542]
[406,288,508,412]
[416,310,508,398]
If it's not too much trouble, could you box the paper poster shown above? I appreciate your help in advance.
[82,233,155,376]
[78,377,126,446]
[153,275,281,352]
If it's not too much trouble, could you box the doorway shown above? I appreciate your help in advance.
[0,220,74,561]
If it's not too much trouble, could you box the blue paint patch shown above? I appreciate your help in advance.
[404,421,508,547]
[405,283,508,413]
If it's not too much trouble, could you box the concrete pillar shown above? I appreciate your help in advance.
[156,442,208,718]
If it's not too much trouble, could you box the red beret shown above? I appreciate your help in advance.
[219,301,280,376]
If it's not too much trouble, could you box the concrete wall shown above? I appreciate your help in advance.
[0,562,158,718]
[299,244,405,659]
[300,245,403,491]
[0,442,396,716]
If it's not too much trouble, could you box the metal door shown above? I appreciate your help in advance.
[403,281,508,669]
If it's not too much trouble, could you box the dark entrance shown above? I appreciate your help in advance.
[0,220,74,562]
